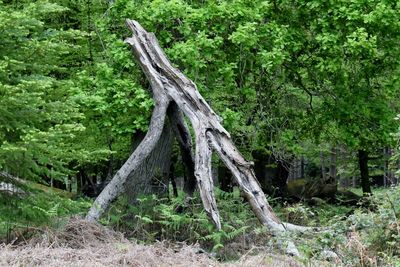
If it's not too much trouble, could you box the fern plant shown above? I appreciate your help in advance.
[104,187,257,253]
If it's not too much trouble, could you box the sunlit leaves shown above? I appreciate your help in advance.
[0,1,89,179]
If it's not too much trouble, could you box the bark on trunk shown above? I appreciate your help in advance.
[276,160,289,197]
[320,152,326,180]
[125,122,173,204]
[384,147,395,186]
[358,149,371,195]
[86,97,169,222]
[86,21,314,254]
[383,148,388,187]
[329,148,337,182]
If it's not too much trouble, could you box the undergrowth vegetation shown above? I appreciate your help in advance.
[101,186,400,265]
[1,185,399,265]
[101,188,258,257]
[0,190,91,243]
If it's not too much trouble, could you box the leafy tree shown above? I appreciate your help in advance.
[85,0,400,195]
[277,0,400,193]
[0,1,88,181]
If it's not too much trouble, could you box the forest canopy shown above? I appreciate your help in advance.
[1,0,399,191]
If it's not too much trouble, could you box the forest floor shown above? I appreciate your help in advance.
[0,242,306,267]
[0,217,321,267]
[2,186,399,266]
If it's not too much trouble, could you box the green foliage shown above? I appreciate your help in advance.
[0,190,92,241]
[102,188,256,255]
[0,0,400,263]
[106,0,400,163]
[0,0,90,179]
[101,186,400,264]
[1,0,399,189]
[0,0,155,183]
[289,186,400,265]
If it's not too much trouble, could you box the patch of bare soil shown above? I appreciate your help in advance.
[0,217,303,267]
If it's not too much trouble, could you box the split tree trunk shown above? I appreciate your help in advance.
[86,20,312,253]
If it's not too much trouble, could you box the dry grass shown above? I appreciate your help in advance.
[0,217,303,267]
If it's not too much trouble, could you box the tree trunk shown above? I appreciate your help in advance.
[383,148,388,187]
[125,122,173,204]
[320,152,326,180]
[384,147,395,186]
[86,20,316,254]
[329,148,337,182]
[218,164,232,192]
[86,96,169,222]
[275,160,289,197]
[358,149,371,195]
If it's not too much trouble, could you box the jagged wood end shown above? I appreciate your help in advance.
[123,19,285,231]
[125,19,222,229]
[97,20,317,247]
[194,129,221,230]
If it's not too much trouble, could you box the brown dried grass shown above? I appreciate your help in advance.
[0,217,303,267]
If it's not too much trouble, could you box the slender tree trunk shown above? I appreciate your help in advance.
[296,158,301,179]
[329,147,337,182]
[383,148,388,187]
[300,156,305,179]
[358,149,371,195]
[276,160,289,197]
[384,147,395,186]
[320,152,326,180]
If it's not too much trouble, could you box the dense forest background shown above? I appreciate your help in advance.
[1,0,400,265]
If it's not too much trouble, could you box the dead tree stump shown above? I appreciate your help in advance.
[86,20,316,255]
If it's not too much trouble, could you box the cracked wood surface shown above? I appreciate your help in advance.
[86,20,308,246]
[122,19,285,233]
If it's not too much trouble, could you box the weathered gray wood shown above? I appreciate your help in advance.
[0,171,25,184]
[86,99,169,222]
[0,171,26,195]
[86,20,316,255]
[195,128,221,229]
[207,132,285,233]
[123,19,288,234]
